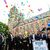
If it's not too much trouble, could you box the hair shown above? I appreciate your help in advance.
[47,28,50,30]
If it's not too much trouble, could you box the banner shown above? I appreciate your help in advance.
[33,40,48,50]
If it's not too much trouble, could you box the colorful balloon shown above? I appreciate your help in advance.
[38,8,42,11]
[6,5,8,8]
[21,2,23,4]
[27,1,28,3]
[4,0,7,4]
[20,13,22,16]
[28,5,30,7]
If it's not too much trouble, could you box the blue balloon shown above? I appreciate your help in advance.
[48,23,50,26]
[35,16,39,19]
[8,14,10,17]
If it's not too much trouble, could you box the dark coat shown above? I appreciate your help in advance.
[46,37,50,50]
[35,34,42,40]
[29,35,33,50]
[42,34,47,40]
[0,35,2,45]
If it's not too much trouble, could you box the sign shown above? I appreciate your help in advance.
[33,40,48,50]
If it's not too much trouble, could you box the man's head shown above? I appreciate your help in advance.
[47,28,50,34]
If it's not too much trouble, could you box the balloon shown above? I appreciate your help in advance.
[28,5,30,7]
[4,0,8,8]
[21,2,23,4]
[4,0,7,4]
[27,1,28,3]
[8,14,10,17]
[20,13,22,16]
[29,9,33,12]
[6,5,8,8]
[21,2,25,6]
[38,8,42,11]
[11,4,13,6]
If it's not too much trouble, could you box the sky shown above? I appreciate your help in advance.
[0,0,50,24]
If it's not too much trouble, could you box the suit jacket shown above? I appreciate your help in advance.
[42,34,47,40]
[46,37,50,50]
[7,34,11,44]
[29,35,33,44]
[35,34,42,40]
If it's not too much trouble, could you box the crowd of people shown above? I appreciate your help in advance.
[0,28,50,50]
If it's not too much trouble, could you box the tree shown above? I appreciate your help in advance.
[0,22,9,36]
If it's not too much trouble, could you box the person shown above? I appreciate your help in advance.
[5,35,9,50]
[0,34,3,50]
[14,32,23,50]
[46,28,50,50]
[46,33,50,50]
[22,35,30,50]
[26,36,30,50]
[41,27,47,40]
[42,32,47,40]
[13,35,20,50]
[22,36,27,50]
[1,34,5,50]
[35,30,42,40]
[6,33,13,50]
[19,34,24,50]
[29,32,33,50]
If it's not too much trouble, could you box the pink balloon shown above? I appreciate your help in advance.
[28,5,30,7]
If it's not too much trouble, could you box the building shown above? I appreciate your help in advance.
[8,6,50,36]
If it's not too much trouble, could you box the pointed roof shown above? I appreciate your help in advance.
[10,6,18,13]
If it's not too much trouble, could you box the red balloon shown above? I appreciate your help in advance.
[6,5,8,8]
[4,0,8,8]
[20,13,22,16]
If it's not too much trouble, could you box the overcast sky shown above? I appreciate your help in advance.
[0,0,50,24]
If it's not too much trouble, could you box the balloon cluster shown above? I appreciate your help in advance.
[4,0,8,8]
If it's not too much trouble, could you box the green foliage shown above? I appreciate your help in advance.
[0,22,9,36]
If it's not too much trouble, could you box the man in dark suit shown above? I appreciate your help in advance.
[35,30,42,40]
[41,27,47,40]
[29,33,33,50]
[42,32,47,40]
[46,33,50,50]
[46,28,50,50]
[13,35,20,50]
[7,33,14,50]
[5,35,9,50]
[26,36,29,50]
[22,36,28,50]
[18,35,23,50]
[22,36,30,50]
[8,34,12,50]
